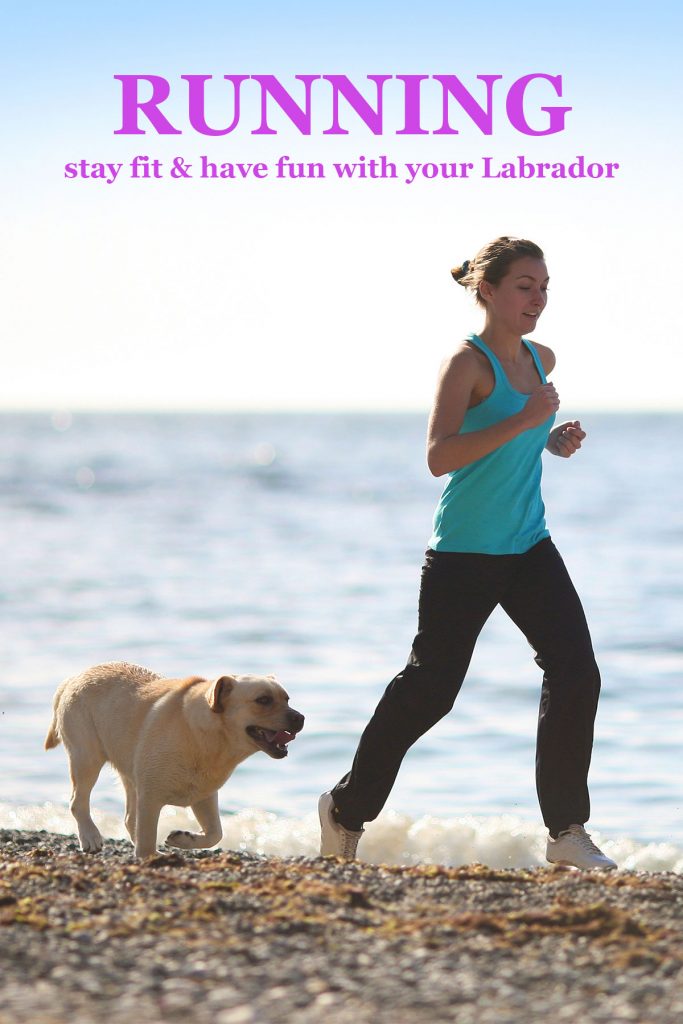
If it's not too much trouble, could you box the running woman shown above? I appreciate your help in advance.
[319,236,616,870]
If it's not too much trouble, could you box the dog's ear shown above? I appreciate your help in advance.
[207,675,235,714]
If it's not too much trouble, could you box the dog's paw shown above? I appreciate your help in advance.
[165,829,197,850]
[79,826,104,853]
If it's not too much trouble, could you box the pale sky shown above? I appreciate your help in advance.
[3,0,681,412]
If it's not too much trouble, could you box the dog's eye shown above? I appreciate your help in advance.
[255,695,273,706]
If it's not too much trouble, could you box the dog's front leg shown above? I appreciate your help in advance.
[134,795,163,858]
[165,792,223,850]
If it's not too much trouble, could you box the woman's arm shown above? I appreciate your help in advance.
[426,348,560,477]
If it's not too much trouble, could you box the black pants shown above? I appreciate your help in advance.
[331,538,601,836]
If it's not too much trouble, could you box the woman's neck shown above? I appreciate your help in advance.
[477,324,524,362]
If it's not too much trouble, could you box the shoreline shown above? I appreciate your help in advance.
[2,830,683,1023]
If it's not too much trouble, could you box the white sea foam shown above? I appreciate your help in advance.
[3,803,682,873]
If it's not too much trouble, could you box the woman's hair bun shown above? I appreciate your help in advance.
[451,258,471,285]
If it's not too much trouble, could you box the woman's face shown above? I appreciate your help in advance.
[480,256,549,334]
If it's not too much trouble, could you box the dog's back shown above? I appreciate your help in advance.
[45,662,164,756]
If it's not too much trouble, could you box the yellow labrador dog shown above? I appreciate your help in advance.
[45,662,304,858]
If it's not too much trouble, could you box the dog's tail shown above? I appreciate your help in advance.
[44,721,61,749]
[44,686,63,750]
[44,718,61,750]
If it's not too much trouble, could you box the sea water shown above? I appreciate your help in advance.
[1,412,681,870]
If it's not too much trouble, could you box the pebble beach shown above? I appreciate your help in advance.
[1,830,682,1024]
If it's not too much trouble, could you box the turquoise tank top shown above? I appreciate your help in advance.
[428,333,555,554]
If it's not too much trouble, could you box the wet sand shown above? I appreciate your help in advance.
[1,829,682,1023]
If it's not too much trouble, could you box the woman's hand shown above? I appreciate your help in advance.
[546,420,586,458]
[521,383,560,428]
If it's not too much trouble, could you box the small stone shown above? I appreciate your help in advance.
[207,986,241,1005]
[313,992,338,1008]
[217,1007,256,1024]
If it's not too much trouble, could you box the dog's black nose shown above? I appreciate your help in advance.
[288,709,305,732]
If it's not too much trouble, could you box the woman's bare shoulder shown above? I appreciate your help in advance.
[530,340,556,374]
[439,339,488,377]
[431,341,491,422]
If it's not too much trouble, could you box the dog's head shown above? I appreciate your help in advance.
[207,674,304,759]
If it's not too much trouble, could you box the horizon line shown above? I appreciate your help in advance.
[1,405,682,417]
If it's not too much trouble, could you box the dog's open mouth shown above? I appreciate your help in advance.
[246,726,297,759]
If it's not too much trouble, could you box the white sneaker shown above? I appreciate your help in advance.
[318,792,364,859]
[546,824,617,870]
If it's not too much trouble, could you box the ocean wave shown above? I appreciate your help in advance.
[2,803,681,873]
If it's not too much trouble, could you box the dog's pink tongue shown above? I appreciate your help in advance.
[273,730,296,745]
